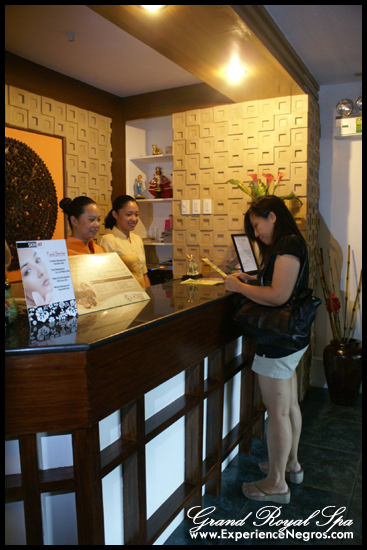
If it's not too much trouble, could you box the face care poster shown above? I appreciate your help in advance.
[16,240,77,326]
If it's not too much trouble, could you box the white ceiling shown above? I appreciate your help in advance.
[264,5,362,86]
[5,5,362,98]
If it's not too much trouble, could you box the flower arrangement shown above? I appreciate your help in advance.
[227,173,303,205]
[315,246,362,343]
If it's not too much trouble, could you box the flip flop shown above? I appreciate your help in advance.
[259,465,304,484]
[242,482,291,504]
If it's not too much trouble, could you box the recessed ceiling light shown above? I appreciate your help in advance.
[225,66,247,83]
[141,5,166,11]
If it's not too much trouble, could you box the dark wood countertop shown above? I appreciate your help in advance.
[5,280,243,437]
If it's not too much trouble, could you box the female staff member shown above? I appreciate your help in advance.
[59,196,104,255]
[225,195,308,505]
[100,195,150,289]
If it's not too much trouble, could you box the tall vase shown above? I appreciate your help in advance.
[323,339,362,406]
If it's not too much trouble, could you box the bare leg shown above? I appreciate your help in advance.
[243,374,291,496]
[259,370,302,474]
[287,370,302,472]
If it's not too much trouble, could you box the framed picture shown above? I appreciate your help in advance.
[231,234,259,275]
[5,125,66,281]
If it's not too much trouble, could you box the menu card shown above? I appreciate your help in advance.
[16,240,77,326]
[68,252,150,315]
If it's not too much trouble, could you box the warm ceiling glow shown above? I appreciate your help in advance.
[225,66,247,83]
[141,5,166,11]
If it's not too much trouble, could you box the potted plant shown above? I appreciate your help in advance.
[315,247,362,406]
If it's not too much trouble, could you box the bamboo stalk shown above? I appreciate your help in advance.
[327,250,342,339]
[315,250,340,341]
[343,245,351,341]
[346,268,362,343]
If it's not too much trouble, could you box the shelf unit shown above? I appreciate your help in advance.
[126,117,173,266]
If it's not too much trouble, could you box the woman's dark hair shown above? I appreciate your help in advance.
[104,195,138,229]
[244,195,305,267]
[59,196,97,230]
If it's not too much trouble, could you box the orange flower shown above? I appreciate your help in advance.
[262,173,274,186]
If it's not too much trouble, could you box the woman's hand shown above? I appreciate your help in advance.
[224,274,248,293]
[225,254,301,306]
[224,272,255,292]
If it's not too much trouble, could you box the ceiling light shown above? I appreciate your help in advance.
[225,66,247,83]
[336,99,354,116]
[141,5,166,11]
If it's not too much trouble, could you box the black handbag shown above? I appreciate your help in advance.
[233,256,322,351]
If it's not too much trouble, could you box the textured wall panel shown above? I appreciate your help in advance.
[5,85,112,243]
[172,94,320,297]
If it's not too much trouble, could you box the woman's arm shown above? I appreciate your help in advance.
[144,273,151,288]
[224,254,301,306]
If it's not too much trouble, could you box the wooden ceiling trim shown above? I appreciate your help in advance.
[231,6,319,99]
[87,5,304,103]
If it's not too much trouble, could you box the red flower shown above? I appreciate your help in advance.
[262,173,274,186]
[248,173,258,186]
[326,292,341,315]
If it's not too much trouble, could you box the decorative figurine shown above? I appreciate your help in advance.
[181,254,202,281]
[186,254,199,277]
[148,166,172,199]
[152,145,163,155]
[133,174,145,199]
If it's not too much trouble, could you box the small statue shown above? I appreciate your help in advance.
[152,145,163,155]
[187,254,199,277]
[133,174,145,199]
[148,166,172,199]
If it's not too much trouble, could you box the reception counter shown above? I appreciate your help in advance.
[5,280,264,545]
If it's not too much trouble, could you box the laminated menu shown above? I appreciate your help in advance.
[16,239,77,326]
[67,252,150,315]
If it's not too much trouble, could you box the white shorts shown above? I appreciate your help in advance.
[251,346,309,380]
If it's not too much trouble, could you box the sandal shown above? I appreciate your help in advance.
[242,481,291,504]
[259,465,304,484]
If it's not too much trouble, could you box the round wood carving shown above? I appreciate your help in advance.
[5,137,58,271]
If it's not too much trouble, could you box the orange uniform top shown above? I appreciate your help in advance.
[66,237,104,256]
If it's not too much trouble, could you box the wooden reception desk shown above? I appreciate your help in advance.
[5,280,264,545]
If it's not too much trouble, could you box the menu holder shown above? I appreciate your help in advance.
[231,234,259,275]
[68,252,150,315]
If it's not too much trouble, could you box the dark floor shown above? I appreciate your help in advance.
[165,387,362,545]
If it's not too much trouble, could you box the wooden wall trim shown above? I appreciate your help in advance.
[119,83,233,122]
[5,51,121,117]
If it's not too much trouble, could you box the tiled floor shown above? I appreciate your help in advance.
[165,387,362,545]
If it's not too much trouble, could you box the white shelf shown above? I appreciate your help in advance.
[129,154,173,164]
[137,198,172,203]
[126,116,173,267]
[143,242,172,246]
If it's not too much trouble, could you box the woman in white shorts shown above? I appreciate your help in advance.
[225,195,308,505]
